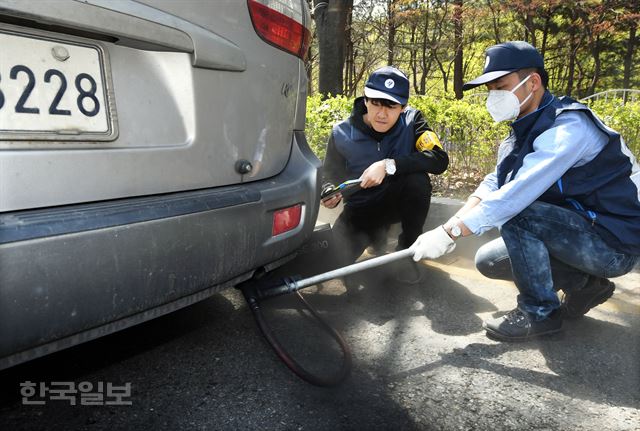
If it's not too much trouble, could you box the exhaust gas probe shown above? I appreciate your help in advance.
[238,248,414,387]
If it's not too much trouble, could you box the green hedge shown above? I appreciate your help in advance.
[306,94,640,178]
[305,94,353,160]
[587,99,640,157]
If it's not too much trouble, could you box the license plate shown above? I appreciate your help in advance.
[0,29,116,141]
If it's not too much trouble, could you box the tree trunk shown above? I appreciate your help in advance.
[425,1,448,94]
[419,7,430,94]
[587,35,601,96]
[486,0,501,43]
[314,0,352,97]
[565,26,577,97]
[434,54,448,94]
[344,8,354,95]
[453,0,464,99]
[525,10,536,47]
[623,22,637,91]
[409,24,418,94]
[387,0,396,65]
[541,15,550,57]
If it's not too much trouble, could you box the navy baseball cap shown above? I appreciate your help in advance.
[364,66,409,105]
[462,41,545,91]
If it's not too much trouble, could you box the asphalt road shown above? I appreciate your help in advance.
[0,251,638,431]
[1,201,639,430]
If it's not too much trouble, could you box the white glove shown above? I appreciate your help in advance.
[411,226,456,261]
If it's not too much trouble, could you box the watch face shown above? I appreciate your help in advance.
[451,225,462,237]
[385,159,396,175]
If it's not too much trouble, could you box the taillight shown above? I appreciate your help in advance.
[247,0,311,60]
[272,204,302,236]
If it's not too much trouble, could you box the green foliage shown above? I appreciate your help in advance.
[305,94,353,159]
[409,96,509,174]
[587,100,640,157]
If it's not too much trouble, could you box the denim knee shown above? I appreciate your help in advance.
[475,239,513,281]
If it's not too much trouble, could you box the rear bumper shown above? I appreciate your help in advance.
[0,131,321,370]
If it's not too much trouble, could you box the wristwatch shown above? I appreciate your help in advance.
[385,159,396,175]
[449,223,462,239]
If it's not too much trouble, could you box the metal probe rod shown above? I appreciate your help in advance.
[293,247,414,290]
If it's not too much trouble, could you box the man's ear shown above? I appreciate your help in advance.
[530,73,543,92]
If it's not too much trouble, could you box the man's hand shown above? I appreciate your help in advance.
[360,160,387,188]
[411,226,456,261]
[321,193,342,209]
[320,183,342,208]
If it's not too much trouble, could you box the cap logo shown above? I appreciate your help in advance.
[484,55,490,70]
[384,79,395,89]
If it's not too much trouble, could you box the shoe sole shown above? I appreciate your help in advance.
[564,283,615,318]
[483,325,562,342]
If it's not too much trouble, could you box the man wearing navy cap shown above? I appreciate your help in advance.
[322,66,449,282]
[411,41,640,341]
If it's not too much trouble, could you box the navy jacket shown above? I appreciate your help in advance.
[323,98,448,207]
[497,92,640,255]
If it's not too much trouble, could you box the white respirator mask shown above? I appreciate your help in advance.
[485,74,533,122]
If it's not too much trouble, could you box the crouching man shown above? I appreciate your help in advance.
[322,66,448,283]
[411,42,640,341]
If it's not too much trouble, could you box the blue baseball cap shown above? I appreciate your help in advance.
[364,66,409,105]
[462,41,545,91]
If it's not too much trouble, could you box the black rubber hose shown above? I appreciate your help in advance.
[245,290,352,387]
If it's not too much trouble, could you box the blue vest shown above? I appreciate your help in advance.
[497,92,640,255]
[332,108,421,207]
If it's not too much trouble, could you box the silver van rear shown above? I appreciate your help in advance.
[0,0,320,369]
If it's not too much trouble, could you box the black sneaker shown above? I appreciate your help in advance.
[483,308,563,341]
[562,276,615,318]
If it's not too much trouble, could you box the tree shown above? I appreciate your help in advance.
[453,0,464,99]
[343,0,386,96]
[623,21,637,90]
[307,0,640,98]
[617,1,640,93]
[313,0,353,96]
[387,0,398,65]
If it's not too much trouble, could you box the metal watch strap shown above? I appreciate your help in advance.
[385,158,396,175]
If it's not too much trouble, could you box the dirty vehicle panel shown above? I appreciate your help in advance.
[0,0,320,369]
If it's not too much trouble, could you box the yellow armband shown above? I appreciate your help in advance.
[416,130,442,151]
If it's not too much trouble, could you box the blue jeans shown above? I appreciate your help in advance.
[475,201,638,320]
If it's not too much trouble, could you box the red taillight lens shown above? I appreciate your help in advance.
[248,0,311,60]
[272,204,302,236]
